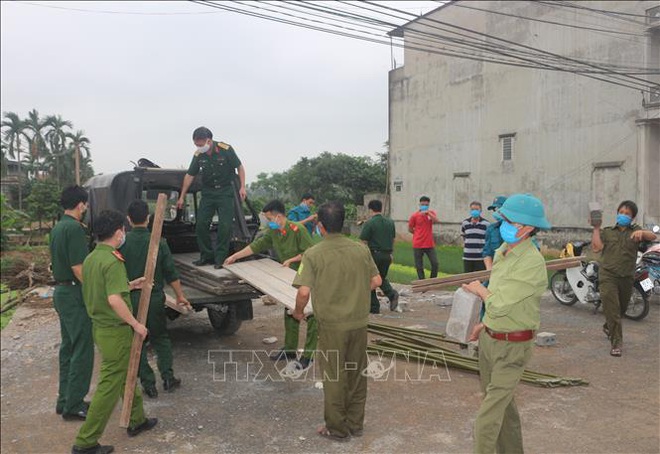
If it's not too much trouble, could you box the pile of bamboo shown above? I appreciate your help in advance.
[367,322,589,388]
[411,256,584,293]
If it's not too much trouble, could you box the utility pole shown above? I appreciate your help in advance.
[75,143,80,186]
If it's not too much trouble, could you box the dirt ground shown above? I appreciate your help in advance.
[1,287,659,454]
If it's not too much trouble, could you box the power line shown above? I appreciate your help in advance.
[542,0,652,19]
[17,1,222,15]
[535,1,650,27]
[447,1,647,37]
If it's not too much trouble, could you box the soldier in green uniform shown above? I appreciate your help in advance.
[49,185,94,421]
[359,199,399,314]
[292,201,381,441]
[120,200,192,398]
[176,126,246,268]
[591,200,656,357]
[224,200,317,369]
[72,210,157,454]
[462,194,551,454]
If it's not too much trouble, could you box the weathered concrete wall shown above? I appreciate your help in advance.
[389,1,660,247]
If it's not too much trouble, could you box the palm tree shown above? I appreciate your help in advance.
[45,115,73,186]
[65,130,91,185]
[1,112,28,209]
[23,109,52,179]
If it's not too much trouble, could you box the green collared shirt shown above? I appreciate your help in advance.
[292,234,379,330]
[483,238,548,332]
[359,213,396,252]
[82,243,132,328]
[599,224,641,277]
[250,221,313,270]
[119,227,179,297]
[186,141,241,189]
[49,214,88,283]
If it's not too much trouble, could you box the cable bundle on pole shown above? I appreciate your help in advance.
[367,322,589,388]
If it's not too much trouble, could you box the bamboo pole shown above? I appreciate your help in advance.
[411,257,584,292]
[119,193,167,428]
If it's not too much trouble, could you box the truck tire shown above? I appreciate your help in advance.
[207,304,242,336]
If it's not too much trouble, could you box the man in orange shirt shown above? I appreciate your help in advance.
[408,196,441,280]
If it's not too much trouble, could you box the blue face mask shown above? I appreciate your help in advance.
[267,221,280,230]
[499,220,522,244]
[420,205,429,212]
[470,209,481,218]
[616,213,632,227]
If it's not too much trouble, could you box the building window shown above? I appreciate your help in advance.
[499,133,516,161]
[393,180,403,192]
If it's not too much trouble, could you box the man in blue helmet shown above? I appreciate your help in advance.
[462,193,551,454]
[481,196,507,270]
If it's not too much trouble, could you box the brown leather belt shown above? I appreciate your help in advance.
[485,327,534,342]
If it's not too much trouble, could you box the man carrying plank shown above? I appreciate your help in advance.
[120,200,192,398]
[462,194,551,454]
[72,211,157,454]
[224,199,317,370]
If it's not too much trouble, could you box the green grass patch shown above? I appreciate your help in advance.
[1,286,18,331]
[393,242,464,275]
[388,264,451,285]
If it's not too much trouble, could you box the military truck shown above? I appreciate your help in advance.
[84,160,262,335]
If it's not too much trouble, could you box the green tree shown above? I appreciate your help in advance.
[66,130,92,185]
[45,115,73,186]
[25,179,61,230]
[23,109,50,178]
[1,112,27,209]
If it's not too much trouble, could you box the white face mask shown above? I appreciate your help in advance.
[196,142,211,153]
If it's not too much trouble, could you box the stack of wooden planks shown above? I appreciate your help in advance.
[411,256,584,293]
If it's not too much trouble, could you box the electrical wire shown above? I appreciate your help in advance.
[16,1,221,16]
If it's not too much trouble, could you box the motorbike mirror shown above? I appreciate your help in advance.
[652,225,659,234]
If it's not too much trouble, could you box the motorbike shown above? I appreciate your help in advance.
[636,225,660,300]
[550,240,650,320]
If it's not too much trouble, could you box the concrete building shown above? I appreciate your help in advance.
[388,1,660,247]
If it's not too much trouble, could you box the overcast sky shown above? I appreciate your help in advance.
[1,1,437,183]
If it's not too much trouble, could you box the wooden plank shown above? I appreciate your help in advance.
[165,294,191,315]
[119,193,167,428]
[224,258,313,315]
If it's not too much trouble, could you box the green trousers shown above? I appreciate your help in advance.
[317,325,368,438]
[599,271,634,348]
[283,311,318,360]
[131,292,174,388]
[474,330,533,454]
[53,285,94,415]
[196,187,234,265]
[74,325,146,449]
[370,251,395,313]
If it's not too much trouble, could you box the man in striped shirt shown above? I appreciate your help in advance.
[460,201,490,273]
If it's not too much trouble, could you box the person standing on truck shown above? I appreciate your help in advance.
[176,126,246,269]
[461,194,550,454]
[591,200,657,357]
[224,200,318,370]
[72,210,157,454]
[120,200,192,398]
[49,185,94,421]
[359,199,399,314]
[287,193,317,235]
[292,201,381,440]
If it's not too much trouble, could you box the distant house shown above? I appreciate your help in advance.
[1,159,21,200]
[387,1,660,245]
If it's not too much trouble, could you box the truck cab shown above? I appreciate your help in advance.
[84,162,262,335]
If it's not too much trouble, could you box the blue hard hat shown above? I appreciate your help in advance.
[487,196,507,211]
[494,193,551,230]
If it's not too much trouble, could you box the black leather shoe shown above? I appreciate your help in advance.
[192,259,214,266]
[71,444,114,454]
[127,417,158,437]
[62,408,88,421]
[213,263,223,269]
[163,376,181,392]
[143,384,158,398]
[269,348,297,361]
[58,400,90,415]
